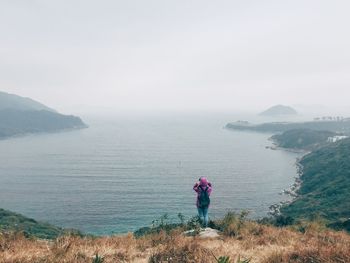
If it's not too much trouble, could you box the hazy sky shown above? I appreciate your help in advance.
[1,0,350,113]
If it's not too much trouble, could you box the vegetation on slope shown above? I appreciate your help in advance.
[281,138,350,230]
[0,208,63,239]
[228,122,350,232]
[1,212,350,263]
[270,129,336,150]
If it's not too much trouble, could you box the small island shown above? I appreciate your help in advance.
[259,105,298,116]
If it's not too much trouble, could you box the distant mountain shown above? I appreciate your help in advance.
[0,91,87,139]
[0,91,55,112]
[259,105,298,116]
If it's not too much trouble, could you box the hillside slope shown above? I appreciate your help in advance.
[0,91,87,139]
[270,129,336,150]
[0,91,54,112]
[0,109,87,138]
[1,218,349,263]
[281,138,350,229]
[0,208,62,239]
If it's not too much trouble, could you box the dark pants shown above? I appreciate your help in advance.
[197,206,209,227]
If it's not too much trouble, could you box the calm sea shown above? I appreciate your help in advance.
[0,113,301,235]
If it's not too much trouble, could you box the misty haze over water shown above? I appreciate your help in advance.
[1,1,350,113]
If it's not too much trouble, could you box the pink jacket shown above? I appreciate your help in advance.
[193,181,212,208]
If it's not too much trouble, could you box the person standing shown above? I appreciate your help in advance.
[193,177,212,227]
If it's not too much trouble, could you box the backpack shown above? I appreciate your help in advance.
[198,185,210,208]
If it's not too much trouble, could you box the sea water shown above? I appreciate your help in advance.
[0,113,301,235]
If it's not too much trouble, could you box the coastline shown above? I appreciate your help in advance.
[268,148,308,217]
[0,125,88,141]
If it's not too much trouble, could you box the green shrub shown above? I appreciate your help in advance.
[215,211,249,237]
[92,253,104,263]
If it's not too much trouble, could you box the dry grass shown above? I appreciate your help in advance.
[1,222,350,263]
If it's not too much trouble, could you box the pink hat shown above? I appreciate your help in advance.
[200,177,208,186]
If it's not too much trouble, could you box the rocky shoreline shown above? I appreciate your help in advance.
[268,156,305,217]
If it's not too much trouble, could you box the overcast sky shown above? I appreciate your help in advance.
[1,0,350,113]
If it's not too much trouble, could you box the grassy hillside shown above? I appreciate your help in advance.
[281,138,350,230]
[270,129,336,150]
[0,208,62,239]
[1,213,349,263]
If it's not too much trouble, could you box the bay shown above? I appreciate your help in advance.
[0,113,301,235]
